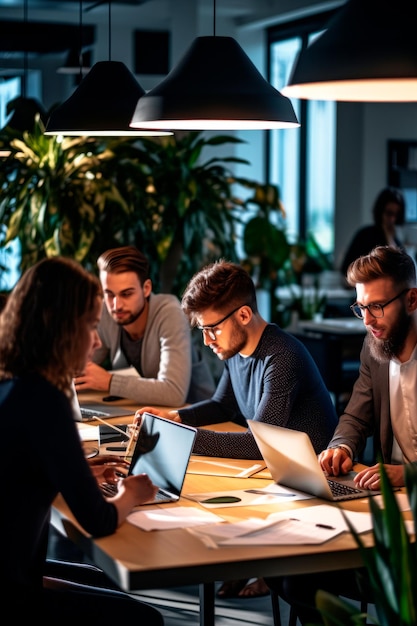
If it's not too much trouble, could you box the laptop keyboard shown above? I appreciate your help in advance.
[100,482,118,497]
[99,481,171,503]
[80,407,110,420]
[327,478,363,497]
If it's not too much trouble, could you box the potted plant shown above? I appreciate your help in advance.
[126,131,253,295]
[0,114,261,297]
[0,114,139,274]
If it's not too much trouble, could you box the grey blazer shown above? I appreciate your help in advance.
[329,335,394,462]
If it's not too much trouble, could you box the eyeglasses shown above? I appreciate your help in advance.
[197,304,246,341]
[350,289,408,319]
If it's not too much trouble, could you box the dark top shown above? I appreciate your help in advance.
[340,224,402,277]
[1,374,118,595]
[179,324,338,458]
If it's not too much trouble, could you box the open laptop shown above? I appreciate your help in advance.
[70,384,135,421]
[249,421,382,502]
[100,412,197,505]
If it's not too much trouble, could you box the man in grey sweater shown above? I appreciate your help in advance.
[74,246,214,405]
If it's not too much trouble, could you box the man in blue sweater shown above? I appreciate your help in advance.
[138,259,338,599]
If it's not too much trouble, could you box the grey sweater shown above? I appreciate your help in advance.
[92,293,215,406]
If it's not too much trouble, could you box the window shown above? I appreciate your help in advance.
[0,77,23,291]
[267,11,337,257]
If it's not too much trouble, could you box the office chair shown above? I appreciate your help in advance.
[292,331,360,413]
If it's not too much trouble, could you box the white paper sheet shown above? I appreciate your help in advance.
[127,506,225,531]
[187,504,375,547]
[187,483,311,508]
[76,424,99,441]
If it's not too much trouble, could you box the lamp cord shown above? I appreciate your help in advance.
[78,0,83,83]
[108,0,112,61]
[212,0,217,37]
[23,0,28,98]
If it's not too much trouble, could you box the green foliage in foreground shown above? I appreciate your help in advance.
[314,462,417,626]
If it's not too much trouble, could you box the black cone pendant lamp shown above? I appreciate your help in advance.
[45,0,170,136]
[282,0,417,102]
[130,0,299,131]
[45,60,163,136]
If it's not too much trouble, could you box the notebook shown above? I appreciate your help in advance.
[248,421,382,502]
[100,412,197,504]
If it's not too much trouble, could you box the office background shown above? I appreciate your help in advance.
[0,0,416,279]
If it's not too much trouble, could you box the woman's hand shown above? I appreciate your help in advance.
[115,473,159,506]
[88,455,129,485]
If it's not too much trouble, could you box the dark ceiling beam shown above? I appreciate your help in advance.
[0,21,95,54]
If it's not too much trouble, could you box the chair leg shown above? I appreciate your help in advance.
[270,590,299,626]
[289,605,298,626]
[360,600,368,614]
[270,590,282,626]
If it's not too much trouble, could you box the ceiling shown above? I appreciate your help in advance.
[0,1,338,59]
[0,0,263,55]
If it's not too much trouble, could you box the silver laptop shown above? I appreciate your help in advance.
[249,421,382,502]
[77,401,134,420]
[70,384,135,421]
[100,412,197,505]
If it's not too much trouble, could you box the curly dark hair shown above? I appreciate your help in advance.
[0,257,102,394]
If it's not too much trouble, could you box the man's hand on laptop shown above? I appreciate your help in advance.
[74,361,112,392]
[354,463,405,490]
[135,406,182,423]
[318,447,353,476]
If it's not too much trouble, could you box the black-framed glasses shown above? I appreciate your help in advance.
[197,304,247,341]
[350,289,409,320]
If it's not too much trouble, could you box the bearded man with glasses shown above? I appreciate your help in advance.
[265,244,417,624]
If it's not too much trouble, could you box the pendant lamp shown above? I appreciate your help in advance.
[45,60,171,136]
[45,0,171,136]
[2,0,46,135]
[131,35,299,131]
[282,0,417,102]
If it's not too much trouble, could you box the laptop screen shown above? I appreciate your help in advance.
[129,412,197,498]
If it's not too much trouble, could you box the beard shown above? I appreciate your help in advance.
[113,301,146,326]
[214,319,248,360]
[368,308,412,363]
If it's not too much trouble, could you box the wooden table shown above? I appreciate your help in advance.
[55,392,379,625]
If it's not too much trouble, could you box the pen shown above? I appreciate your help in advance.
[315,523,335,530]
[291,518,336,530]
[92,415,131,440]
